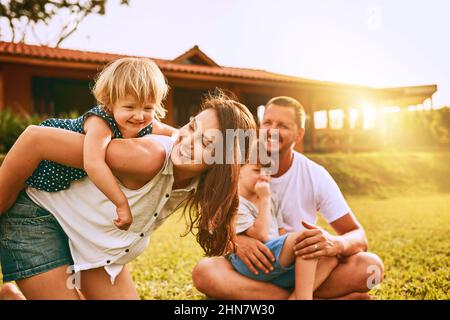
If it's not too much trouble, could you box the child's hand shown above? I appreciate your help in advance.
[114,204,133,230]
[255,178,271,199]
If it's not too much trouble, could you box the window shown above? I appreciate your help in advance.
[349,108,359,129]
[363,107,377,130]
[314,111,328,129]
[329,109,344,129]
[32,77,95,116]
[257,105,265,124]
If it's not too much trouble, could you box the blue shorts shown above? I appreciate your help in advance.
[229,233,295,290]
[0,191,73,282]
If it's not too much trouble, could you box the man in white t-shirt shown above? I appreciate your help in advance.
[193,96,384,299]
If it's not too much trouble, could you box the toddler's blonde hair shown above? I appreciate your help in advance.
[92,57,168,120]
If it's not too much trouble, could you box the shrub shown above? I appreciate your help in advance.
[0,108,81,153]
[0,109,43,153]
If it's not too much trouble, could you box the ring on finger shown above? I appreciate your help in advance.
[314,244,319,250]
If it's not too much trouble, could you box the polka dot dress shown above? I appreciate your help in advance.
[26,106,153,192]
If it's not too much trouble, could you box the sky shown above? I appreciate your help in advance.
[8,0,450,106]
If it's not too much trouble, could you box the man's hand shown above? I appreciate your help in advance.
[293,221,342,259]
[235,235,275,275]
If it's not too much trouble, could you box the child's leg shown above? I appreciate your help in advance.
[293,256,318,300]
[312,256,339,297]
[80,265,139,300]
[279,233,336,300]
[0,126,85,213]
[0,283,26,300]
[278,233,316,299]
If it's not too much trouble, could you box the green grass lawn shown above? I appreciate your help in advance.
[1,152,449,299]
[129,193,450,300]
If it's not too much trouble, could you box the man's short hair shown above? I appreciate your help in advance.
[265,96,306,129]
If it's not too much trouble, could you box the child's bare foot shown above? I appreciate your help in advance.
[0,283,26,300]
[114,205,133,230]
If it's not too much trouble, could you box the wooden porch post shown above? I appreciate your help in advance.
[309,93,317,152]
[0,67,4,111]
[164,88,174,126]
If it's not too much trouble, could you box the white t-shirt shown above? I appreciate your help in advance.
[235,196,283,240]
[270,151,351,232]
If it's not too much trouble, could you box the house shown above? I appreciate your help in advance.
[0,41,437,151]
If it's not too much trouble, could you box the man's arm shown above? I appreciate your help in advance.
[329,212,368,256]
[293,213,368,259]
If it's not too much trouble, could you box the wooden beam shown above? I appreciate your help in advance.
[164,89,174,126]
[0,56,103,71]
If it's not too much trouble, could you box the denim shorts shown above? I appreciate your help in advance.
[0,191,73,282]
[229,233,295,290]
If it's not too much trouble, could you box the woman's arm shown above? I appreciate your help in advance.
[0,125,165,212]
[0,125,80,213]
[152,119,179,136]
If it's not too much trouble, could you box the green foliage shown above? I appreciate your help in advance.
[0,0,128,22]
[56,110,82,120]
[0,108,82,153]
[0,0,130,46]
[430,107,450,144]
[382,107,450,151]
[307,152,450,197]
[0,108,43,153]
[342,195,450,300]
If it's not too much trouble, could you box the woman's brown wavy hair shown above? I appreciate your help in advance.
[183,90,257,256]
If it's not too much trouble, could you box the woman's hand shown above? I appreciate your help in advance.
[235,234,275,275]
[293,221,342,259]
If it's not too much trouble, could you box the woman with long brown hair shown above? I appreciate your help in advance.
[0,91,256,299]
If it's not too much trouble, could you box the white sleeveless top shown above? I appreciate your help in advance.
[26,135,198,284]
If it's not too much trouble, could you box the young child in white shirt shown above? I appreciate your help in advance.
[229,161,339,299]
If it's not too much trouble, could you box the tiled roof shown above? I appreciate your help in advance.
[0,41,130,63]
[0,41,321,85]
[0,41,438,94]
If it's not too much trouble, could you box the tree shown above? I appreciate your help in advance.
[0,0,129,47]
